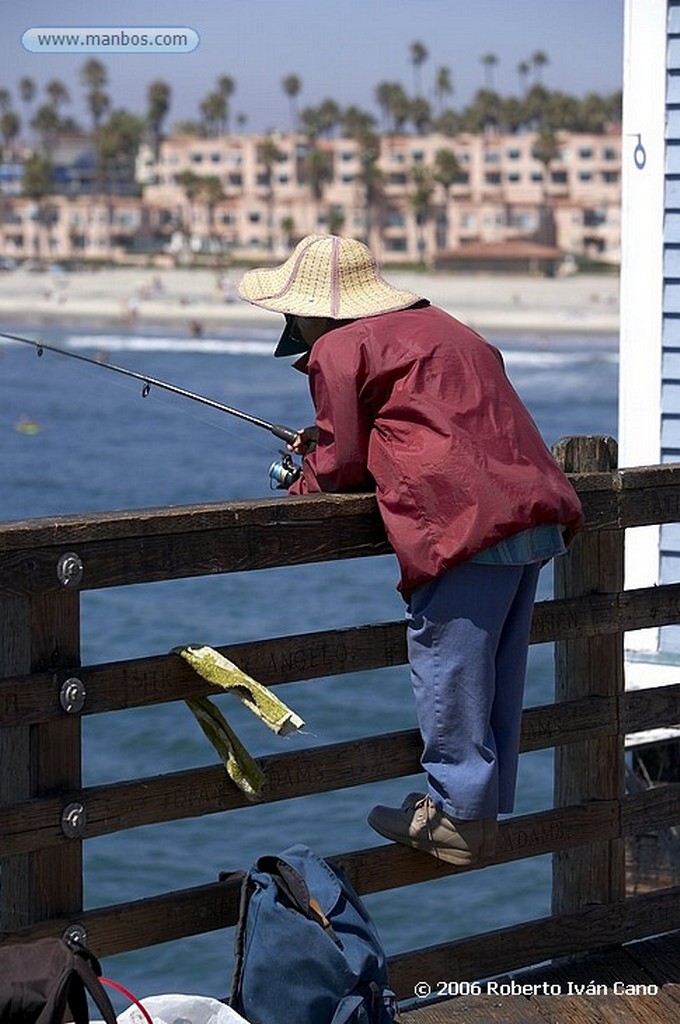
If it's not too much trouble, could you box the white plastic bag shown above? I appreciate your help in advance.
[116,994,249,1024]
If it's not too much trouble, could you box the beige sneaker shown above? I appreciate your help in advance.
[367,792,497,866]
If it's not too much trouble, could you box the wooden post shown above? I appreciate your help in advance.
[0,591,82,929]
[552,436,626,915]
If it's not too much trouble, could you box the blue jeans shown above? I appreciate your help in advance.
[406,560,541,820]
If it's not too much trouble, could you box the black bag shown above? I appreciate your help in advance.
[0,937,118,1024]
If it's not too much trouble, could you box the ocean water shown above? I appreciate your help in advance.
[0,321,619,1005]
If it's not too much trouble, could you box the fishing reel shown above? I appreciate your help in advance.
[269,451,302,489]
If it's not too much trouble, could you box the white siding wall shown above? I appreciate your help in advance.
[660,1,680,648]
[619,0,667,652]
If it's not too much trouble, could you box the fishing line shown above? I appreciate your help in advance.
[46,353,280,454]
[0,329,298,445]
[1,328,303,487]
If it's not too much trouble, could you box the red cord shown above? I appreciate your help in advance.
[100,977,155,1024]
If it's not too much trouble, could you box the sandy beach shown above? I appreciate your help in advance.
[0,265,619,336]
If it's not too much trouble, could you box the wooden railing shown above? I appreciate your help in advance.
[2,435,680,999]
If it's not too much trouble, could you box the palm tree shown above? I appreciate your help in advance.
[19,76,36,129]
[327,207,345,236]
[282,74,301,131]
[355,130,383,252]
[434,67,453,115]
[374,82,410,135]
[31,104,60,157]
[480,53,499,91]
[216,75,236,132]
[433,148,465,193]
[305,146,333,206]
[22,153,54,259]
[96,109,144,193]
[280,214,296,248]
[200,92,227,136]
[434,108,463,137]
[0,110,20,159]
[88,90,111,134]
[200,174,226,250]
[341,106,376,139]
[409,97,432,136]
[375,81,395,131]
[177,168,204,245]
[80,60,109,131]
[409,41,429,97]
[45,80,70,113]
[410,164,434,265]
[531,50,549,85]
[317,98,341,137]
[525,83,550,131]
[257,134,285,249]
[147,81,171,158]
[433,148,465,250]
[532,127,561,245]
[517,61,531,94]
[469,88,503,134]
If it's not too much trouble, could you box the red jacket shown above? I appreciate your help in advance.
[289,304,584,595]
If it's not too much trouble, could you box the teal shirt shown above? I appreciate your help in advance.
[471,524,566,566]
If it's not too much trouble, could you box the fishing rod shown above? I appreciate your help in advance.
[1,329,302,488]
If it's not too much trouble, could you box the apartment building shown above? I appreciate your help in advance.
[139,129,621,265]
[0,128,621,266]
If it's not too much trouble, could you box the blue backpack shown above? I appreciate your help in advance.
[229,844,398,1024]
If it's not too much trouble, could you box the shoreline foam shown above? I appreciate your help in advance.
[0,267,620,336]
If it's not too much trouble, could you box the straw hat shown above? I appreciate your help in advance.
[238,234,421,321]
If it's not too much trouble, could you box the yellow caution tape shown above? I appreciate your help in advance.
[174,645,305,802]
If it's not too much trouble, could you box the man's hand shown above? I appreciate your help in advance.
[288,425,318,455]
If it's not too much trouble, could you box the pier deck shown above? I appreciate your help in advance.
[402,930,680,1022]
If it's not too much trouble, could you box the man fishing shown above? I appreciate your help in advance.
[238,234,584,867]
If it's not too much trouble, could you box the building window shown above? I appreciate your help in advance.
[583,208,607,227]
[485,172,501,185]
[602,171,619,184]
[228,173,242,186]
[190,153,204,164]
[248,212,261,223]
[485,151,501,164]
[385,209,405,227]
[384,236,407,251]
[210,153,222,163]
[578,171,593,182]
[411,150,424,162]
[388,173,407,185]
[506,148,521,160]
[602,147,618,161]
[578,147,593,159]
[551,171,568,184]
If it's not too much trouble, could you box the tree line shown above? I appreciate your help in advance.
[2,42,620,153]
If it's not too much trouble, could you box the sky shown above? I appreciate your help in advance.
[1,0,624,134]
